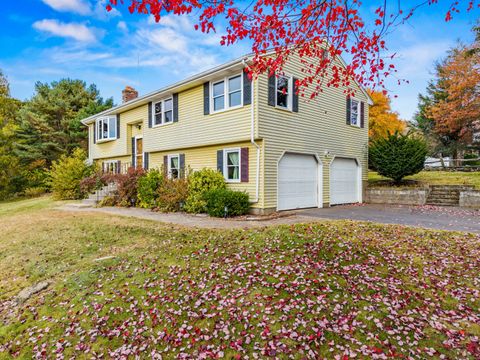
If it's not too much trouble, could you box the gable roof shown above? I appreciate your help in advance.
[81,52,373,125]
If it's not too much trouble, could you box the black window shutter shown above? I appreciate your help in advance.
[292,77,299,113]
[131,137,135,167]
[101,161,105,173]
[179,153,185,178]
[93,123,96,144]
[360,101,365,128]
[346,96,351,125]
[116,160,121,174]
[144,152,149,170]
[217,150,224,174]
[148,102,153,128]
[163,155,168,176]
[241,147,249,183]
[268,72,276,106]
[173,93,179,122]
[116,114,120,139]
[203,82,210,115]
[243,71,252,105]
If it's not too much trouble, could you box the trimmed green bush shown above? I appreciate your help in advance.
[369,131,428,184]
[184,168,226,213]
[204,188,250,217]
[137,169,163,208]
[49,148,93,200]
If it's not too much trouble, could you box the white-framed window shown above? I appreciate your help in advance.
[276,75,292,110]
[223,148,241,182]
[96,116,117,141]
[153,98,173,126]
[350,99,360,127]
[211,74,243,113]
[168,154,180,179]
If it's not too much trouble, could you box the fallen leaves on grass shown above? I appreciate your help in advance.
[1,223,480,359]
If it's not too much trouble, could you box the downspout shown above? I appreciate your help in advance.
[244,59,261,204]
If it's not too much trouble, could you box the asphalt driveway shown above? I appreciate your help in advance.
[298,204,480,234]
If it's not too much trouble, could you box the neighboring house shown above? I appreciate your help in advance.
[81,53,372,214]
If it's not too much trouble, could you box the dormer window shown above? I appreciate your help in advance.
[96,116,117,141]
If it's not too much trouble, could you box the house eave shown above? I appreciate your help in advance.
[81,54,254,125]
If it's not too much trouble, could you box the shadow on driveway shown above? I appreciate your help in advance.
[298,204,480,234]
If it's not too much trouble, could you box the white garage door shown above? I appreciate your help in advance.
[330,158,360,205]
[278,154,318,210]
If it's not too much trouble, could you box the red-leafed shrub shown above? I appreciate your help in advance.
[111,167,146,207]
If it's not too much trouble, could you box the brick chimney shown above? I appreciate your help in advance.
[122,86,138,103]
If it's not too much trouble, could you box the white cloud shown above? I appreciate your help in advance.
[41,0,91,15]
[117,21,128,32]
[137,28,188,53]
[33,19,97,43]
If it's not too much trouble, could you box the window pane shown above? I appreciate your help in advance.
[155,102,162,115]
[97,121,102,140]
[164,110,173,123]
[213,81,224,97]
[155,114,162,125]
[229,91,241,107]
[351,100,359,125]
[164,99,173,111]
[277,92,288,108]
[227,151,239,166]
[170,156,179,169]
[214,96,224,111]
[109,117,116,138]
[277,77,289,93]
[228,166,239,180]
[102,120,108,138]
[229,75,241,92]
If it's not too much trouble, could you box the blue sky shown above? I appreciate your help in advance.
[0,1,478,120]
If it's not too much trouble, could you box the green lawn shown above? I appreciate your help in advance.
[0,197,479,358]
[369,170,480,188]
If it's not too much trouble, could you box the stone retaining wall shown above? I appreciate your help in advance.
[459,190,480,209]
[365,188,429,206]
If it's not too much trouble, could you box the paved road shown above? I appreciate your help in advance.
[298,204,480,234]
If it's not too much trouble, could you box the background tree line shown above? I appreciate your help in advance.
[413,23,480,165]
[0,71,113,199]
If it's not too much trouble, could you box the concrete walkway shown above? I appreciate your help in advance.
[59,204,310,229]
[59,203,480,233]
[298,204,480,234]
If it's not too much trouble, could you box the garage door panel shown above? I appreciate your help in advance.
[330,158,359,205]
[278,154,318,210]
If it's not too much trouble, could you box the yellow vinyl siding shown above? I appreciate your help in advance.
[89,105,147,160]
[143,83,252,153]
[149,141,264,208]
[258,54,369,208]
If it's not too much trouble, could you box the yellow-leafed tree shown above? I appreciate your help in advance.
[368,90,406,142]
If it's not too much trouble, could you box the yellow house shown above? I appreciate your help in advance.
[81,54,372,214]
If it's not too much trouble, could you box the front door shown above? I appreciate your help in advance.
[135,137,143,168]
